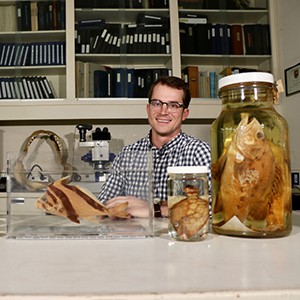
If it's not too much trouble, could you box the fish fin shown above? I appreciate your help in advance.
[212,147,228,180]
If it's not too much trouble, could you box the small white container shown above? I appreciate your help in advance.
[167,166,209,241]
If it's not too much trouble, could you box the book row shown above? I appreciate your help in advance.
[182,66,219,99]
[180,23,271,55]
[76,61,172,98]
[76,14,170,54]
[0,42,66,67]
[75,0,169,9]
[16,0,65,31]
[183,65,258,99]
[0,76,55,100]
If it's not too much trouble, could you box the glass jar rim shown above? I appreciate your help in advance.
[167,166,209,174]
[218,72,274,91]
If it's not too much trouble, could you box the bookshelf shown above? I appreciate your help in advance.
[0,0,279,122]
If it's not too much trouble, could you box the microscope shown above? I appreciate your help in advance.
[76,124,114,182]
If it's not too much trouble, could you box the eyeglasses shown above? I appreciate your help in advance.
[149,99,185,112]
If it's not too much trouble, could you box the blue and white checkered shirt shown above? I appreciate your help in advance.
[98,131,211,203]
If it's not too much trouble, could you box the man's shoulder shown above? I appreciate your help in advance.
[122,136,149,152]
[181,132,210,148]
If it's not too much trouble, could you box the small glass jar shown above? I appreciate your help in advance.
[211,72,292,238]
[167,166,209,241]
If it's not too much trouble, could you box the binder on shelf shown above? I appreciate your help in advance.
[180,23,196,54]
[194,23,212,54]
[7,44,16,66]
[17,77,26,99]
[22,1,32,31]
[243,24,264,55]
[113,68,128,97]
[220,24,231,55]
[211,23,221,54]
[136,13,169,26]
[30,1,38,31]
[3,44,12,66]
[230,24,244,55]
[179,12,207,24]
[198,71,210,98]
[13,80,21,99]
[0,44,6,66]
[182,66,199,98]
[148,0,169,8]
[94,70,109,97]
[16,2,22,31]
[7,79,15,99]
[261,24,271,55]
[178,0,204,9]
[41,76,55,98]
[22,77,31,99]
[0,5,17,32]
[57,0,66,30]
[37,1,48,30]
[126,68,135,98]
[47,1,53,30]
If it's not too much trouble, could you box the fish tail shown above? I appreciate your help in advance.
[107,202,130,219]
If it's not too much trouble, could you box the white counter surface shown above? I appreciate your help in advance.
[1,214,300,300]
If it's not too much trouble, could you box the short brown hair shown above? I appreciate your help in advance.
[148,76,191,108]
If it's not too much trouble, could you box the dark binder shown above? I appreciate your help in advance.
[211,23,221,54]
[16,3,23,31]
[243,24,262,55]
[22,1,32,31]
[179,23,196,54]
[230,24,244,55]
[182,66,199,98]
[37,2,48,30]
[220,24,231,54]
[261,24,271,55]
[94,70,109,97]
[57,0,66,30]
[113,68,127,97]
[194,23,212,54]
[127,68,135,98]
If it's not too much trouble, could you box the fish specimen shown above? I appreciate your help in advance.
[35,176,130,223]
[169,185,209,240]
[212,114,290,231]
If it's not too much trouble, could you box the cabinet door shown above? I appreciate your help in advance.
[0,1,67,100]
[74,0,172,99]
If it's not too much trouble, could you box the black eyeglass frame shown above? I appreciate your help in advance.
[148,99,185,111]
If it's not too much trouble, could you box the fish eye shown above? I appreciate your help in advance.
[256,131,264,139]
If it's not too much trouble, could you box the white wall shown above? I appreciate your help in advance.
[276,0,300,169]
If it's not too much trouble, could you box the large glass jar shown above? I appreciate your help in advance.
[211,72,292,237]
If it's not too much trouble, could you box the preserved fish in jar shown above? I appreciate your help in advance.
[211,72,292,237]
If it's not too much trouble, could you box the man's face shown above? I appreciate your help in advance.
[146,83,189,140]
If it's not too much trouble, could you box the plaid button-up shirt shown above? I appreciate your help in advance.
[98,131,211,203]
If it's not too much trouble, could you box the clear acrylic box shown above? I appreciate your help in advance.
[6,151,154,239]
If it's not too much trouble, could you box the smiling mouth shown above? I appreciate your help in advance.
[156,118,171,123]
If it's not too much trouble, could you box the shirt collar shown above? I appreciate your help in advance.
[147,130,184,153]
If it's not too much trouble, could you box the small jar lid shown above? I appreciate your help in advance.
[167,166,209,174]
[218,72,274,90]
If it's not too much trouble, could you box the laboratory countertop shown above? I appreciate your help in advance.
[0,214,300,300]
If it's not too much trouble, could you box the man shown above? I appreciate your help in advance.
[98,76,211,217]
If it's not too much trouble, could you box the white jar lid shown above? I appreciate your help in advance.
[167,166,209,174]
[218,72,274,90]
